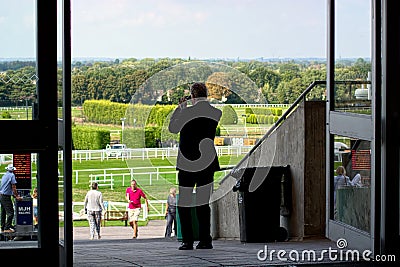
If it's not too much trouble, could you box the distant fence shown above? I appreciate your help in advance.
[60,199,167,222]
[3,165,236,190]
[72,165,235,186]
[0,106,32,110]
[64,146,252,163]
[0,145,252,165]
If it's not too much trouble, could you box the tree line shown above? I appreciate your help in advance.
[0,58,371,107]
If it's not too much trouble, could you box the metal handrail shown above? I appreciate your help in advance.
[221,79,371,184]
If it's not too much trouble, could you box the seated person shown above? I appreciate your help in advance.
[351,173,363,187]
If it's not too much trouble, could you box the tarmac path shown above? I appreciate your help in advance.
[73,219,167,240]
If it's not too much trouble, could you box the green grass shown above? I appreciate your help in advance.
[1,105,248,222]
[0,154,243,205]
[51,154,243,226]
[0,107,32,120]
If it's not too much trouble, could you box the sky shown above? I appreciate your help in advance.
[0,0,371,60]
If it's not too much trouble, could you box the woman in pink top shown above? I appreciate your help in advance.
[125,179,149,238]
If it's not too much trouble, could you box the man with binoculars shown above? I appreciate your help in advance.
[168,82,222,251]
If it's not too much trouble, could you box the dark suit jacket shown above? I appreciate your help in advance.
[168,100,222,173]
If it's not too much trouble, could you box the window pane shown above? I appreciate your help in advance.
[0,2,36,120]
[334,0,372,114]
[332,135,371,232]
[0,153,38,246]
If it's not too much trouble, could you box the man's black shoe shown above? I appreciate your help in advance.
[196,242,213,249]
[178,243,193,250]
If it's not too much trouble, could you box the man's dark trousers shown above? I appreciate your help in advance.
[0,194,14,230]
[178,170,213,244]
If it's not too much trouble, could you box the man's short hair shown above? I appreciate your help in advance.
[191,82,208,98]
[91,182,98,190]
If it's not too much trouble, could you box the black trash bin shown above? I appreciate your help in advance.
[232,166,290,243]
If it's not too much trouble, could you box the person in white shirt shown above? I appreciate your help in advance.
[333,166,351,218]
[351,173,363,187]
[84,182,106,240]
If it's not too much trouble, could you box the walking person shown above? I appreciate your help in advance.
[0,164,22,233]
[168,82,222,250]
[125,179,149,238]
[32,187,38,230]
[165,187,177,238]
[84,182,106,240]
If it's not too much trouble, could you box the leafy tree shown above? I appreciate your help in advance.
[276,77,303,104]
[279,62,301,82]
[72,73,88,105]
[206,72,232,101]
[0,58,371,110]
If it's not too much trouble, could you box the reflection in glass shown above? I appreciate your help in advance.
[334,78,371,114]
[58,159,65,242]
[332,136,371,232]
[0,153,38,246]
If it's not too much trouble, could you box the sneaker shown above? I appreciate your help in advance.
[178,242,194,250]
[3,229,15,233]
[97,235,101,240]
[90,236,94,240]
[196,242,213,249]
[133,229,138,238]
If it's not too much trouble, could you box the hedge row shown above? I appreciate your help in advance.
[72,124,221,150]
[83,100,127,124]
[83,100,176,127]
[246,114,279,124]
[72,126,111,150]
[74,100,224,149]
[245,107,283,116]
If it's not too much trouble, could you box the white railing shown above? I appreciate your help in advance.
[0,106,32,111]
[89,175,115,189]
[0,145,252,165]
[64,146,252,163]
[60,200,167,222]
[72,165,234,186]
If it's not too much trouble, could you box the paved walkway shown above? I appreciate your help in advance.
[73,219,166,240]
[72,220,376,266]
[0,220,377,266]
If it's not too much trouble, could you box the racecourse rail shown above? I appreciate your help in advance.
[0,145,253,164]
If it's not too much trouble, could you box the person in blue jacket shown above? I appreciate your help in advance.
[0,164,22,233]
